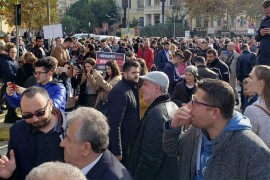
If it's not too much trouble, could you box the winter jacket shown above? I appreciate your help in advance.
[107,77,140,166]
[163,112,270,180]
[196,64,218,80]
[244,97,270,148]
[30,46,48,60]
[208,58,230,83]
[15,63,34,87]
[255,16,270,65]
[164,61,183,96]
[50,43,69,67]
[236,50,257,82]
[155,49,171,72]
[1,56,19,84]
[127,94,179,180]
[172,80,197,107]
[136,47,154,70]
[5,81,66,111]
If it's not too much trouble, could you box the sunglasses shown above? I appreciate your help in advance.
[21,100,50,119]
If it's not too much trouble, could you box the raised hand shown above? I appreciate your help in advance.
[0,150,16,179]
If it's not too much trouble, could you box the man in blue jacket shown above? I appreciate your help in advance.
[163,78,270,179]
[155,41,172,71]
[0,86,67,179]
[5,56,66,112]
[255,0,270,66]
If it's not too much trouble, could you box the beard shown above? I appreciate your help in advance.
[31,113,51,129]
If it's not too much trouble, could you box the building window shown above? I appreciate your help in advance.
[210,17,214,27]
[147,0,151,6]
[138,0,144,8]
[139,17,144,27]
[155,0,160,5]
[240,16,244,27]
[122,0,131,9]
[217,17,221,27]
[196,16,201,27]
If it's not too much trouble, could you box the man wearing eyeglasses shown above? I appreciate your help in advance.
[163,78,270,179]
[0,86,67,179]
[5,57,66,112]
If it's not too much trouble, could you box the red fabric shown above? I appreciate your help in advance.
[234,44,241,54]
[136,47,154,69]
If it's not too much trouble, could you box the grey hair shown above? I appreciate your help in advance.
[26,161,86,180]
[160,86,168,94]
[67,107,109,153]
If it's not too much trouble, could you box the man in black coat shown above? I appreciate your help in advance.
[107,61,141,167]
[60,107,132,180]
[194,56,218,80]
[127,71,179,180]
[206,49,230,83]
[30,36,49,59]
[236,44,257,108]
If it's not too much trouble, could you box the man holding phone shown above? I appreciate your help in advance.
[255,0,270,66]
[5,57,66,112]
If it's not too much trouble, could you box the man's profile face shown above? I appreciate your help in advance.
[124,67,140,83]
[141,80,158,104]
[21,94,52,129]
[59,121,84,168]
[188,88,215,130]
[264,7,270,16]
[206,53,216,64]
[34,67,50,84]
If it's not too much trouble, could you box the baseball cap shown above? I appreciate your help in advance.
[140,71,169,90]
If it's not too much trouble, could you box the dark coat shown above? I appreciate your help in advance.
[155,49,170,71]
[127,95,179,180]
[15,63,34,87]
[236,50,257,82]
[255,16,270,65]
[172,80,197,107]
[107,77,140,166]
[83,51,96,60]
[197,64,218,80]
[164,61,183,96]
[0,56,19,83]
[208,58,230,83]
[30,46,49,59]
[86,150,132,180]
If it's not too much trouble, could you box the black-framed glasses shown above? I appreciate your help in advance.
[21,100,50,119]
[191,95,217,108]
[33,71,48,76]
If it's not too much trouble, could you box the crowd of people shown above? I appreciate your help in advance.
[0,0,270,179]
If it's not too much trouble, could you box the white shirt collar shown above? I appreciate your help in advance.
[81,153,103,176]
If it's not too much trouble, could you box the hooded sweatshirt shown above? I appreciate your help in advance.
[195,112,252,180]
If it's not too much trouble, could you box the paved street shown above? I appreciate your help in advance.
[0,141,8,156]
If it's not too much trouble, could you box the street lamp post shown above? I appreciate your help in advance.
[172,8,176,38]
[160,0,166,24]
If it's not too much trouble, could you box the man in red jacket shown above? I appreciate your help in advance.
[136,38,154,71]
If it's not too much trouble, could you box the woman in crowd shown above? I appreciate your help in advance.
[1,43,20,123]
[94,60,122,115]
[15,52,37,87]
[244,65,270,148]
[76,58,99,107]
[177,50,192,76]
[172,65,198,107]
[83,43,96,60]
[58,62,79,111]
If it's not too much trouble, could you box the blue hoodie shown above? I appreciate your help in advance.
[195,112,251,180]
